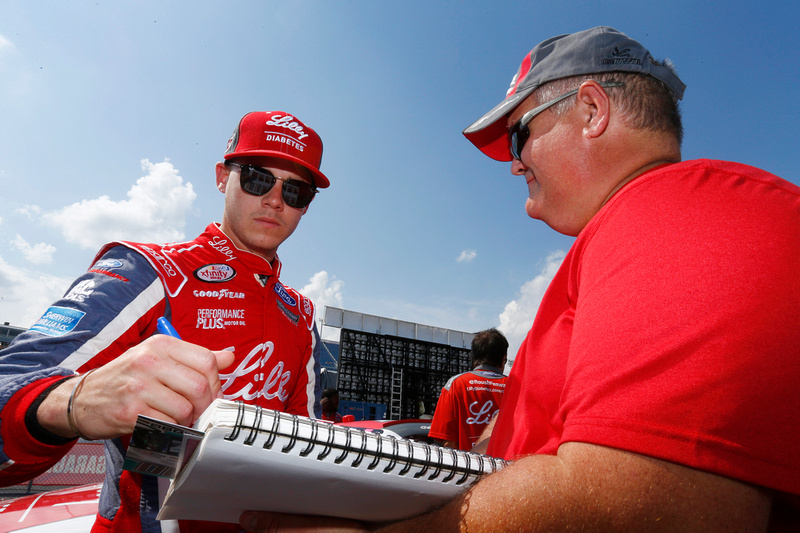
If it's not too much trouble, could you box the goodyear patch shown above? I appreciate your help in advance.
[30,306,86,337]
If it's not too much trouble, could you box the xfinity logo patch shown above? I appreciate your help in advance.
[194,264,236,283]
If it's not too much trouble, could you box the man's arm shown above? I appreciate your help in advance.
[0,245,237,487]
[240,442,772,532]
[36,335,235,440]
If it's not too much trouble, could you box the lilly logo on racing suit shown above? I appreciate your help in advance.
[219,342,291,403]
[466,400,499,425]
[194,264,236,283]
[208,236,237,262]
[273,282,297,307]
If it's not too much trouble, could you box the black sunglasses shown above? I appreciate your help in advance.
[228,162,317,209]
[509,81,624,160]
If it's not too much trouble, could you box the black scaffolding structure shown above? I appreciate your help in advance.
[336,328,471,420]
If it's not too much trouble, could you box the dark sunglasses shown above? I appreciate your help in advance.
[509,81,624,160]
[228,162,317,209]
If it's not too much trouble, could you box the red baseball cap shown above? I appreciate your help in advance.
[224,111,330,189]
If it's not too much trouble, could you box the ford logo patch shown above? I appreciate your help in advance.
[94,259,123,269]
[274,282,297,307]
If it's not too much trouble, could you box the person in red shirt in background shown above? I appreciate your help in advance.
[429,328,508,451]
[320,388,343,423]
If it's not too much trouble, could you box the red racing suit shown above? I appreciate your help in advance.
[0,223,322,532]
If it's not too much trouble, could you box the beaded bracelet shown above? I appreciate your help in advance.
[66,368,97,441]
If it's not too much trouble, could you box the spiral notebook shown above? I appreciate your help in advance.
[155,399,508,523]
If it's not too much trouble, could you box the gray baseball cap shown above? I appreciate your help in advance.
[463,26,686,161]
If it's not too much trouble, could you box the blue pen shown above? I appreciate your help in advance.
[156,317,182,339]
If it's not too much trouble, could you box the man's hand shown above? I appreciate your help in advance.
[37,335,235,439]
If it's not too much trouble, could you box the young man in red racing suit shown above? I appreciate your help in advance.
[0,111,331,532]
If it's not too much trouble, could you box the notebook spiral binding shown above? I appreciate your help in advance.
[222,402,507,486]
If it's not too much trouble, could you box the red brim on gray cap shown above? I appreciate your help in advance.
[225,111,330,188]
[463,26,686,162]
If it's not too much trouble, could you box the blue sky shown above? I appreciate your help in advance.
[1,1,798,360]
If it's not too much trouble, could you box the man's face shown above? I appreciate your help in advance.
[507,81,640,237]
[506,91,601,237]
[321,394,339,412]
[216,157,313,262]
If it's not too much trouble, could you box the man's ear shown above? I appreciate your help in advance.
[215,162,230,193]
[577,81,611,139]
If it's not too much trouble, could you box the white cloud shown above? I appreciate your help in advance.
[0,33,35,100]
[0,34,14,56]
[498,251,566,365]
[0,255,72,328]
[41,159,196,249]
[15,205,42,219]
[456,249,477,263]
[300,271,344,342]
[10,234,56,264]
[300,270,344,318]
